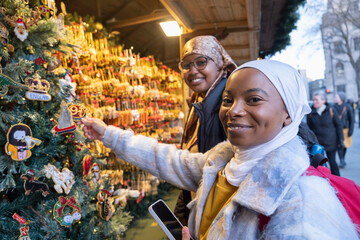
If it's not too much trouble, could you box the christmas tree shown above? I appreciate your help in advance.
[0,1,133,239]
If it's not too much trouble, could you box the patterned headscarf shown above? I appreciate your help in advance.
[182,35,236,74]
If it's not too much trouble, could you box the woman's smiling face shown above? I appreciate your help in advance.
[181,54,220,94]
[219,68,291,148]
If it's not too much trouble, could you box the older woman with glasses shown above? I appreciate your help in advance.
[175,35,237,226]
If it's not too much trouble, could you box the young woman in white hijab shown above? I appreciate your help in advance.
[81,60,358,240]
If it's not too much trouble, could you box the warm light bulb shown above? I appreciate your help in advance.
[159,21,182,37]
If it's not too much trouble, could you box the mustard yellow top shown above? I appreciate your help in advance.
[199,169,238,239]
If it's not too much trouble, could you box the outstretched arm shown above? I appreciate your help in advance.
[81,118,205,191]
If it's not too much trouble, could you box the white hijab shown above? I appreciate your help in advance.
[224,59,311,186]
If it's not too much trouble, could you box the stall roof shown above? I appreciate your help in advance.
[58,0,291,69]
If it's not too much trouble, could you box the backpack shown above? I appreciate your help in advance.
[259,161,360,234]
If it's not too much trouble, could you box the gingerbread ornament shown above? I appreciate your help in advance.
[44,163,75,194]
[5,123,41,161]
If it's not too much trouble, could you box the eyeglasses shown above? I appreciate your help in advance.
[178,56,212,71]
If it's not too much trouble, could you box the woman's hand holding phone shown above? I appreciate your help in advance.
[182,226,191,240]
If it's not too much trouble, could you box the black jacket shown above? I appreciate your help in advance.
[175,78,227,225]
[333,103,354,136]
[192,78,227,153]
[307,105,343,152]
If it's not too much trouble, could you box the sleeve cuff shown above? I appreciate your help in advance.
[102,125,118,148]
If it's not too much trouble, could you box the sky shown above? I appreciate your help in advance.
[271,1,327,80]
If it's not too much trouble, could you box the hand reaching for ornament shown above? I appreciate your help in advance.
[80,118,108,141]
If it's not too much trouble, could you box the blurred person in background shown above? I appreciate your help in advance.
[307,92,343,176]
[334,92,354,168]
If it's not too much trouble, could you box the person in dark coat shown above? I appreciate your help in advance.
[334,92,354,168]
[174,35,237,226]
[307,92,343,176]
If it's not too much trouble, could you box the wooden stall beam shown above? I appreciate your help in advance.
[108,10,171,29]
[193,20,248,31]
[160,0,193,32]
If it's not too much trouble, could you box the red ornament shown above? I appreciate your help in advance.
[83,155,92,176]
[68,139,72,143]
[80,143,84,147]
[50,118,54,122]
[71,135,75,139]
[35,57,46,65]
[74,141,78,145]
[77,147,81,151]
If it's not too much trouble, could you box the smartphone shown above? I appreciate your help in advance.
[148,199,193,240]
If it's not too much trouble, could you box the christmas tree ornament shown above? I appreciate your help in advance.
[24,74,51,101]
[5,123,42,161]
[112,188,140,207]
[82,155,92,176]
[96,189,115,221]
[51,101,76,135]
[0,73,30,97]
[18,225,31,240]
[44,163,75,194]
[47,58,62,72]
[53,196,81,226]
[0,22,14,52]
[59,69,77,102]
[12,212,27,225]
[0,8,41,42]
[12,213,31,240]
[39,0,55,19]
[67,102,86,122]
[21,169,49,197]
[91,163,100,184]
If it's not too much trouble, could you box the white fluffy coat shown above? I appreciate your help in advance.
[103,126,359,240]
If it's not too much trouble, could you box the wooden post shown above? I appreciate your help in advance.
[179,34,190,124]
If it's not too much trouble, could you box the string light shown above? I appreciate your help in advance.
[93,229,97,233]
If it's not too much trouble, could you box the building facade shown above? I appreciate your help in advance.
[321,0,360,103]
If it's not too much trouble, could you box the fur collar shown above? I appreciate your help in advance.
[204,136,310,215]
